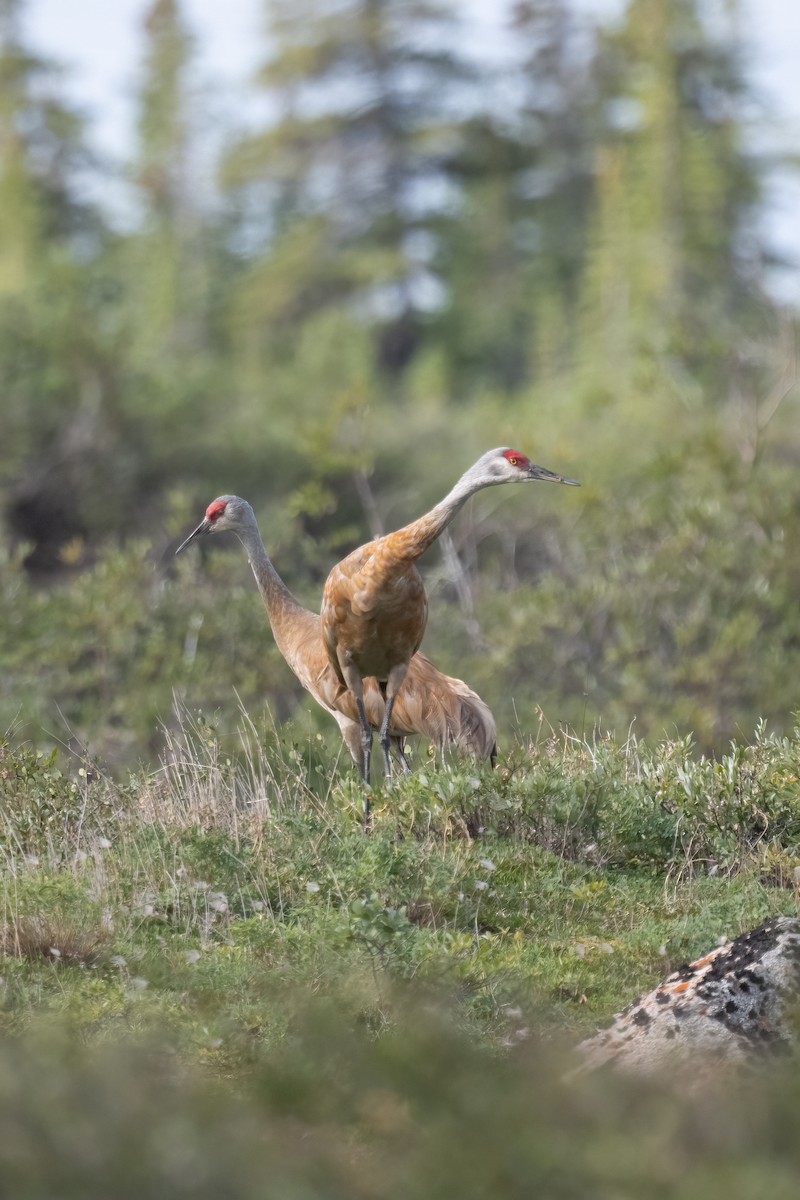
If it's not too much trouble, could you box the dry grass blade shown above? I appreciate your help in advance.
[135,698,333,842]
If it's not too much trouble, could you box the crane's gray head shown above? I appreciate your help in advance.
[175,495,255,554]
[471,447,580,487]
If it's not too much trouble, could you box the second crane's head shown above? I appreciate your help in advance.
[471,447,580,488]
[175,495,254,554]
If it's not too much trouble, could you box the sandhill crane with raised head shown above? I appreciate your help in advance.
[321,447,579,806]
[175,496,497,777]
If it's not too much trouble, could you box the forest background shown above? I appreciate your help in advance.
[2,0,799,769]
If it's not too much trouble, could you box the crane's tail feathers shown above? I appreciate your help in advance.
[452,692,498,762]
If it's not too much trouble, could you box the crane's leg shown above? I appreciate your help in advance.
[355,697,373,829]
[378,663,410,780]
[338,658,373,828]
[392,737,412,775]
[355,698,372,785]
[378,699,395,779]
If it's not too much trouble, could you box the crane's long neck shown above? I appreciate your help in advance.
[235,522,315,651]
[389,470,485,562]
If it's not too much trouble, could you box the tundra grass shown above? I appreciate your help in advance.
[2,716,800,1194]
[1,714,799,1069]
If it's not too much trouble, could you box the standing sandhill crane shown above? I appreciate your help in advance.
[321,447,579,805]
[175,496,497,777]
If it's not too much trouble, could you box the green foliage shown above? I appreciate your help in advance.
[0,740,115,858]
[427,433,800,751]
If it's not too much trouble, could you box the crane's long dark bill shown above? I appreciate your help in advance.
[175,518,211,554]
[529,464,580,486]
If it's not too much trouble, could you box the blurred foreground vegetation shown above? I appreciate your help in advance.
[1,721,800,1194]
[6,1014,800,1198]
[0,0,798,761]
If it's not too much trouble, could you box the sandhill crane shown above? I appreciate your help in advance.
[175,496,497,782]
[321,447,578,809]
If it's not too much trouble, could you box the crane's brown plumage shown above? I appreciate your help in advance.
[175,496,496,776]
[321,446,579,814]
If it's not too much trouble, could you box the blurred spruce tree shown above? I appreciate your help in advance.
[221,0,473,380]
[433,0,596,394]
[580,0,768,407]
[114,0,230,506]
[127,0,203,363]
[0,0,94,291]
[0,0,115,569]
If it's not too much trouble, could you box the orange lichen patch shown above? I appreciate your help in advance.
[689,951,721,970]
[671,981,691,994]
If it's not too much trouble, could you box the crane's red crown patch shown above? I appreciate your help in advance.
[503,448,529,469]
[205,499,228,522]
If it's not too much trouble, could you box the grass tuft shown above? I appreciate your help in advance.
[2,911,110,966]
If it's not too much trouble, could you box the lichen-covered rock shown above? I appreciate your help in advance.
[573,916,800,1078]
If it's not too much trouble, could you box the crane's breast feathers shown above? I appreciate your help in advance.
[324,554,425,612]
[320,558,428,679]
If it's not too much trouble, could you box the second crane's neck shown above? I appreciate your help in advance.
[235,522,304,631]
[392,468,486,562]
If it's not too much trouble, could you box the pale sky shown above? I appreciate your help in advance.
[21,0,800,300]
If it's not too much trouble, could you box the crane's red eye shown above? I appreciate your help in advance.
[205,499,227,522]
[503,449,528,469]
